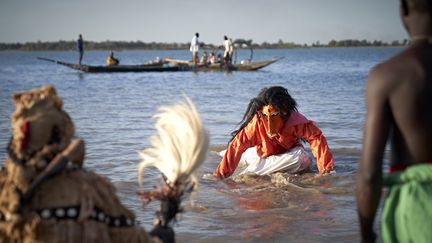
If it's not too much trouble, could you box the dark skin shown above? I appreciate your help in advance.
[356,1,432,242]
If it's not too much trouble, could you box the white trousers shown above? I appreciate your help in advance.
[233,146,312,176]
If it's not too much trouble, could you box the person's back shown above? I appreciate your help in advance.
[357,1,432,242]
[383,40,432,166]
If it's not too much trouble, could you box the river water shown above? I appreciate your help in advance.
[0,47,401,242]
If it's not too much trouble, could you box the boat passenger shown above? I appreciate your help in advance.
[213,86,335,179]
[216,53,223,63]
[208,52,216,64]
[106,51,120,66]
[200,51,208,65]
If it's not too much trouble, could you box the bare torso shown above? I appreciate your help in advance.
[357,7,432,241]
[377,40,432,166]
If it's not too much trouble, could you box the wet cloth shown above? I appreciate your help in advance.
[239,146,311,175]
[214,112,334,178]
[380,164,432,243]
[219,146,311,176]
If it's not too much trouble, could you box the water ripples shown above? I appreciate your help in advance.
[0,48,402,241]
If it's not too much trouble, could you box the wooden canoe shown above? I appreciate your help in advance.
[164,57,280,71]
[37,57,182,73]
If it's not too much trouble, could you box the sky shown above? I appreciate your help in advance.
[0,0,408,45]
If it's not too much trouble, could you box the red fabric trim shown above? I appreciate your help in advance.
[20,121,30,150]
[389,161,432,173]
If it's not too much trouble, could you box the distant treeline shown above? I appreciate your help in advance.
[0,39,408,51]
[0,41,189,51]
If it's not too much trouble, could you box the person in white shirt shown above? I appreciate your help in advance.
[223,35,233,64]
[228,38,234,62]
[190,33,200,64]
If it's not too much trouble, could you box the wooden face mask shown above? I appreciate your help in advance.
[261,105,284,138]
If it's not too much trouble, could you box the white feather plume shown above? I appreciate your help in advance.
[138,97,209,191]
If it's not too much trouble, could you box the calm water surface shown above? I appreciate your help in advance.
[0,48,401,242]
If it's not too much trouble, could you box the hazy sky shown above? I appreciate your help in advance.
[0,0,407,45]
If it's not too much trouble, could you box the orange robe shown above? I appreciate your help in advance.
[214,112,334,178]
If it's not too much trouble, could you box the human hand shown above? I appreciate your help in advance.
[150,224,175,243]
[212,171,224,179]
[322,170,336,176]
[202,173,218,181]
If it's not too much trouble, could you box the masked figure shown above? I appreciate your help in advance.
[0,86,170,243]
[214,86,334,179]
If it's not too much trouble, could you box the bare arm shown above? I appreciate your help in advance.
[213,128,255,178]
[296,122,334,175]
[356,68,391,242]
[214,117,259,178]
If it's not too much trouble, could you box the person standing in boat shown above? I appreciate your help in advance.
[223,35,233,64]
[356,0,432,242]
[213,86,335,179]
[77,34,84,65]
[190,32,199,64]
[228,38,234,63]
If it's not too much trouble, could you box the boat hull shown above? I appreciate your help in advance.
[165,58,279,72]
[38,57,280,73]
[37,57,182,73]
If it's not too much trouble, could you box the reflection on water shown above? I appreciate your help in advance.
[191,155,356,241]
[0,48,402,242]
[76,72,85,80]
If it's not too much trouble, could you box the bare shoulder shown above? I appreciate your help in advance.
[366,48,416,95]
[365,61,395,99]
[371,49,411,78]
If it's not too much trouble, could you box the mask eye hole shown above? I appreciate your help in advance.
[261,111,268,117]
[271,111,279,117]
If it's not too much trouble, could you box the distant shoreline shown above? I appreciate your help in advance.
[0,39,407,51]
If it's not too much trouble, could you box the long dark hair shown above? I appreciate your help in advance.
[230,86,298,142]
